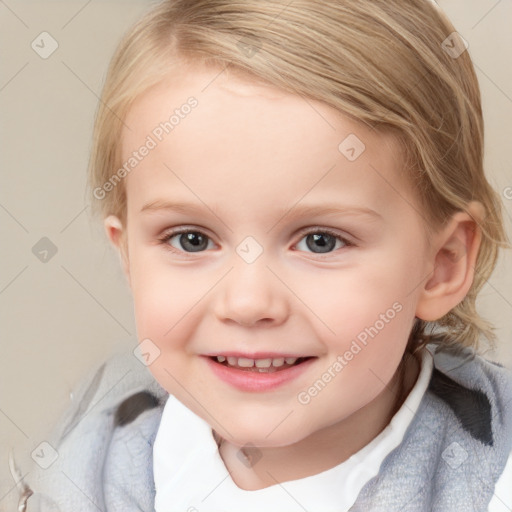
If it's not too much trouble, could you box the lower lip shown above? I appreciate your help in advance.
[203,356,316,392]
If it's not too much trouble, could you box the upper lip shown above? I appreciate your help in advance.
[203,352,315,359]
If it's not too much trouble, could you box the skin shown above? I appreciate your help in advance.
[104,60,483,491]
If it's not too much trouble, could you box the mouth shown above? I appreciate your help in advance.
[207,355,316,373]
[203,354,318,392]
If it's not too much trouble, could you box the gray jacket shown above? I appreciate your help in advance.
[9,343,512,511]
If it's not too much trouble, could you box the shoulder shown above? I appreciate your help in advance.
[353,344,512,510]
[426,344,512,503]
[61,349,168,433]
[15,349,168,512]
[426,343,512,428]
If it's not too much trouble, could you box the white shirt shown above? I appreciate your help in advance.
[153,347,512,511]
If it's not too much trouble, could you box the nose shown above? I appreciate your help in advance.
[214,257,289,328]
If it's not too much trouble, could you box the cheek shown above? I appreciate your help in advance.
[128,248,197,342]
[129,257,202,390]
[296,246,422,390]
[298,254,417,341]
[330,247,423,377]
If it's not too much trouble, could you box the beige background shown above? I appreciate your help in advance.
[1,0,511,505]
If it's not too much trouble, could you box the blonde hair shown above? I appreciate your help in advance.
[88,0,509,355]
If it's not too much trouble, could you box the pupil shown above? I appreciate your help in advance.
[307,233,335,253]
[181,232,207,252]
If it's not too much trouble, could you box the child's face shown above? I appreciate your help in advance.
[115,61,434,447]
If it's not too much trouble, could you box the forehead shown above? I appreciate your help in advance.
[121,62,414,222]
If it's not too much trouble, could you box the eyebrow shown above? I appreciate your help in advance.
[140,199,382,221]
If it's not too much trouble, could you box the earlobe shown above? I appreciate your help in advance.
[104,215,130,285]
[415,203,483,322]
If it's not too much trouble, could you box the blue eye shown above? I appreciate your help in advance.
[160,229,214,253]
[295,229,350,254]
[158,227,353,256]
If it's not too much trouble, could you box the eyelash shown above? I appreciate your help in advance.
[157,226,355,257]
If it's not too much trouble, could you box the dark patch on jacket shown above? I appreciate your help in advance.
[114,391,161,427]
[428,367,493,446]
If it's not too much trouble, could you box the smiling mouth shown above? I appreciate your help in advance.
[208,355,315,372]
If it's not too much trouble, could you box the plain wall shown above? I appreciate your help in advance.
[1,0,511,506]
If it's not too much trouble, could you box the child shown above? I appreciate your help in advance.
[10,0,512,510]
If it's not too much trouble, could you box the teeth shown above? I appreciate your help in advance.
[255,358,272,368]
[215,356,300,368]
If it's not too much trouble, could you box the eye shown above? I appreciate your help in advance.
[159,228,214,253]
[294,228,352,255]
[158,227,354,255]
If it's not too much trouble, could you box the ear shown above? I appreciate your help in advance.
[104,215,130,286]
[415,201,484,322]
